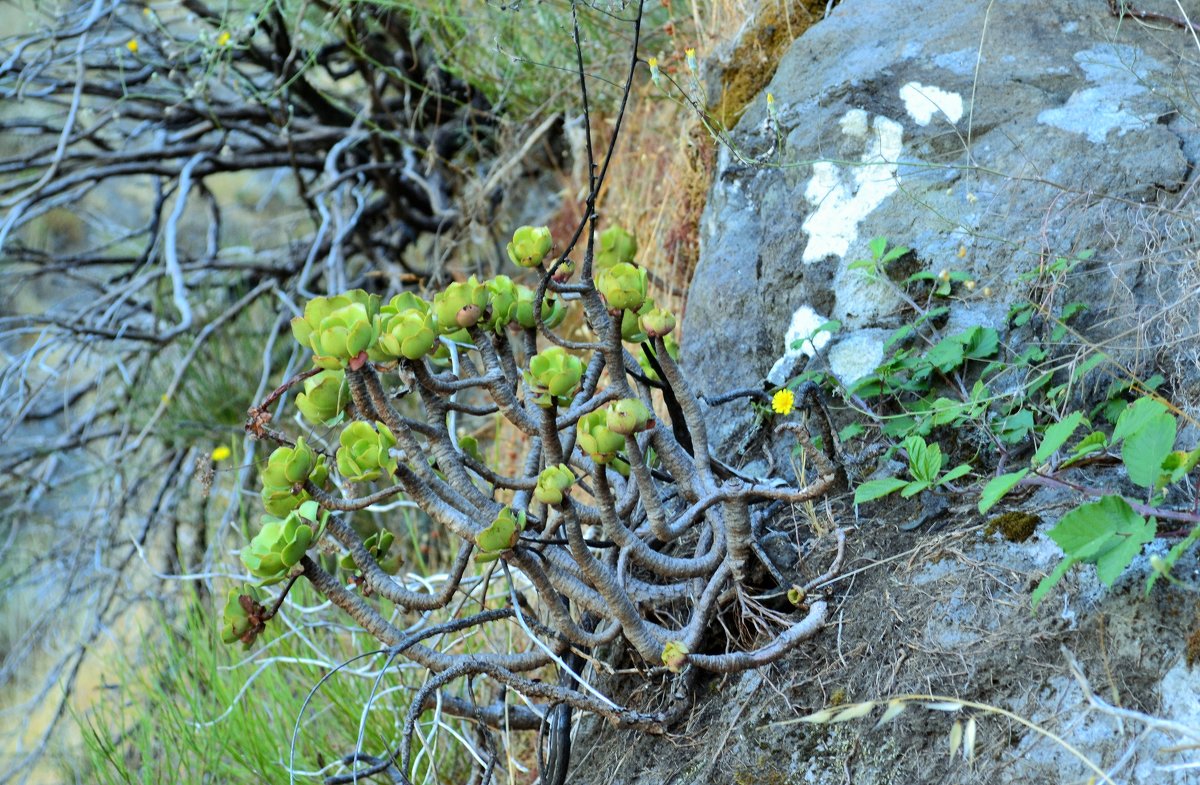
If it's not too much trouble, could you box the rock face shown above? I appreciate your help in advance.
[683,0,1200,448]
[564,1,1200,784]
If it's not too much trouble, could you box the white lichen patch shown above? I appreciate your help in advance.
[1038,44,1160,143]
[766,304,833,385]
[801,113,903,264]
[899,82,964,126]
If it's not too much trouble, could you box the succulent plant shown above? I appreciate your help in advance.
[485,275,520,333]
[220,587,267,648]
[620,298,656,343]
[337,421,398,483]
[639,306,676,338]
[260,438,328,517]
[429,328,471,367]
[513,285,566,330]
[506,225,553,268]
[290,290,381,370]
[577,410,625,464]
[661,641,689,673]
[433,276,490,333]
[551,257,575,283]
[295,370,351,426]
[594,225,637,272]
[606,398,654,436]
[377,293,436,360]
[475,508,526,560]
[242,501,321,584]
[597,262,648,312]
[525,347,584,407]
[534,464,575,506]
[339,529,401,575]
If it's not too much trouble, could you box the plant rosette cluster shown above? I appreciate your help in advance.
[534,464,575,506]
[220,587,267,648]
[475,508,526,563]
[296,370,351,426]
[291,290,382,370]
[242,500,325,585]
[260,437,329,516]
[337,421,398,483]
[525,347,584,407]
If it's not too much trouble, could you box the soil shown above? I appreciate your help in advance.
[565,486,1200,784]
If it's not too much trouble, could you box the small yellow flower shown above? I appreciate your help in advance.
[216,31,231,47]
[964,279,976,291]
[767,92,776,108]
[772,388,795,416]
[126,39,139,53]
[685,47,697,72]
[211,445,232,462]
[957,245,967,259]
[647,57,661,87]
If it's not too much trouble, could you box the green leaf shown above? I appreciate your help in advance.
[963,327,999,360]
[854,477,909,504]
[925,337,965,372]
[1146,525,1200,594]
[899,480,931,498]
[978,469,1029,513]
[995,409,1035,444]
[1121,412,1176,489]
[1048,495,1152,569]
[903,436,943,484]
[1112,397,1168,443]
[868,236,888,261]
[1033,411,1085,466]
[838,423,865,443]
[939,464,972,485]
[1031,557,1076,611]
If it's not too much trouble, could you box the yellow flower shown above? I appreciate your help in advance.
[647,57,661,87]
[685,47,697,72]
[772,389,795,416]
[216,31,231,46]
[211,445,232,462]
[767,92,776,107]
[126,39,139,53]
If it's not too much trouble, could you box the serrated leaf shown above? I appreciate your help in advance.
[978,469,1029,514]
[900,480,931,498]
[838,423,865,443]
[1095,515,1155,586]
[964,327,999,360]
[1048,495,1146,562]
[1122,412,1176,488]
[1069,431,1108,459]
[1112,397,1168,443]
[868,236,888,260]
[854,477,909,504]
[830,702,876,723]
[925,337,965,373]
[1033,411,1086,466]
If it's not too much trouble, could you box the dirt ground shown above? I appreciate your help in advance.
[565,482,1200,785]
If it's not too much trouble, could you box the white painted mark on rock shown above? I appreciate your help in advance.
[801,113,903,264]
[899,82,964,126]
[766,304,833,386]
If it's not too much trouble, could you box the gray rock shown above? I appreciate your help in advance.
[683,0,1200,450]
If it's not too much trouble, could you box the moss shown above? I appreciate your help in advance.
[828,687,848,706]
[985,511,1041,543]
[713,0,822,128]
[1186,624,1200,669]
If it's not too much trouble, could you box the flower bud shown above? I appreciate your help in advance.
[639,306,676,338]
[220,587,265,647]
[606,398,654,436]
[507,225,553,268]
